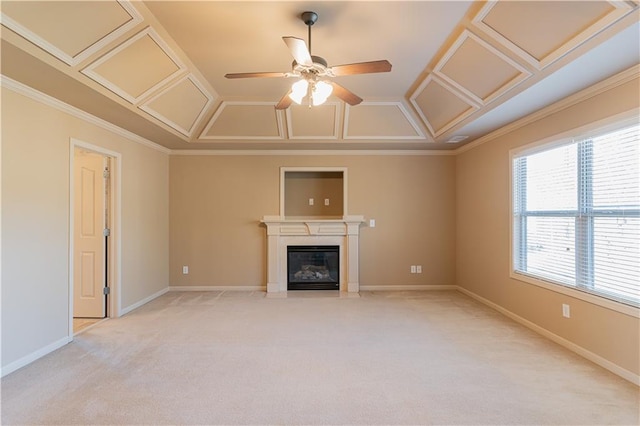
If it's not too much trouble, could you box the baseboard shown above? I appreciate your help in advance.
[360,285,456,291]
[169,285,266,292]
[456,286,640,386]
[1,336,71,378]
[120,287,169,316]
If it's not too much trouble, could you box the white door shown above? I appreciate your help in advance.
[73,149,106,318]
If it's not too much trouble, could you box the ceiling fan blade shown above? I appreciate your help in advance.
[275,90,293,110]
[225,72,287,79]
[283,37,312,66]
[330,60,392,76]
[330,82,363,106]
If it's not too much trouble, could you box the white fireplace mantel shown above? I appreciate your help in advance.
[261,215,365,293]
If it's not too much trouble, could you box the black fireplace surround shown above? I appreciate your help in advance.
[287,245,339,290]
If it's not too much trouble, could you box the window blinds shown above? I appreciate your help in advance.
[513,123,640,307]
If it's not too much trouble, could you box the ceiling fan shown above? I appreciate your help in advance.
[224,11,392,109]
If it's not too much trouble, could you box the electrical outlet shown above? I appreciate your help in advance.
[410,265,417,274]
[309,198,314,206]
[562,304,570,318]
[182,266,189,275]
[324,198,330,206]
[416,265,422,273]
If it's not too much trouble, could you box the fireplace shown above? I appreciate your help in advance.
[287,245,339,290]
[261,216,364,293]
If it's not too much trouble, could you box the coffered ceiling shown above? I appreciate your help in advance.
[1,1,638,151]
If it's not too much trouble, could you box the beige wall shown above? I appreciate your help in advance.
[456,78,640,376]
[3,70,637,383]
[1,87,169,370]
[169,155,456,288]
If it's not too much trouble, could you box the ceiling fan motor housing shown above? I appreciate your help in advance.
[292,55,332,80]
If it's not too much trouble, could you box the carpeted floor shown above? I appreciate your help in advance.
[1,290,638,425]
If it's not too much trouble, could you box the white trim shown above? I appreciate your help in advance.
[0,0,143,67]
[511,272,639,317]
[409,74,480,138]
[434,29,532,106]
[343,101,426,140]
[1,76,171,154]
[81,27,187,105]
[285,102,341,140]
[472,1,633,70]
[509,109,640,158]
[506,111,640,317]
[199,101,285,140]
[456,65,640,155]
[360,285,457,291]
[1,336,71,378]
[456,286,640,386]
[138,73,214,138]
[69,139,123,342]
[170,149,455,156]
[120,287,169,316]
[169,286,266,292]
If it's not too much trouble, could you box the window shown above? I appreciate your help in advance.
[512,122,640,307]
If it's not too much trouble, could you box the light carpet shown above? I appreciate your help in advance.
[1,290,638,425]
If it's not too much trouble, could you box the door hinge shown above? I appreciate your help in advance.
[103,287,110,295]
[103,169,110,179]
[103,228,111,237]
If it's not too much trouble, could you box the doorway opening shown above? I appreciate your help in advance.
[69,140,121,337]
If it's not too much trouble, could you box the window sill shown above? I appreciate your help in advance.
[511,271,639,318]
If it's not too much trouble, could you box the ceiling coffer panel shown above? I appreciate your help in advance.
[200,102,283,140]
[286,103,340,139]
[410,75,479,138]
[0,0,142,66]
[473,0,633,70]
[434,30,531,106]
[81,27,185,104]
[344,103,425,140]
[139,74,214,138]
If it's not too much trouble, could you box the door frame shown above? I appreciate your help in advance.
[69,138,122,338]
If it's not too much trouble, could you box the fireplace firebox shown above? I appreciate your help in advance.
[287,245,339,290]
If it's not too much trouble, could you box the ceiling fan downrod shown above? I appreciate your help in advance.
[301,11,318,54]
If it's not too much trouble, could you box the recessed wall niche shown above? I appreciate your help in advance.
[280,167,347,219]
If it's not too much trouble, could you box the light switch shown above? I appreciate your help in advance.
[369,219,376,227]
[309,198,314,206]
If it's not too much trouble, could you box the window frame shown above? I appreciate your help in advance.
[509,110,640,317]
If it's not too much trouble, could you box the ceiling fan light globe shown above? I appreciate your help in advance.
[312,81,333,106]
[289,80,308,104]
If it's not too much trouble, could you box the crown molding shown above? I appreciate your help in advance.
[455,64,640,155]
[5,63,637,158]
[170,149,455,156]
[1,75,171,155]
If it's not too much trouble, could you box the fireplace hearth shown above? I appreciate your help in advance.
[287,245,339,290]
